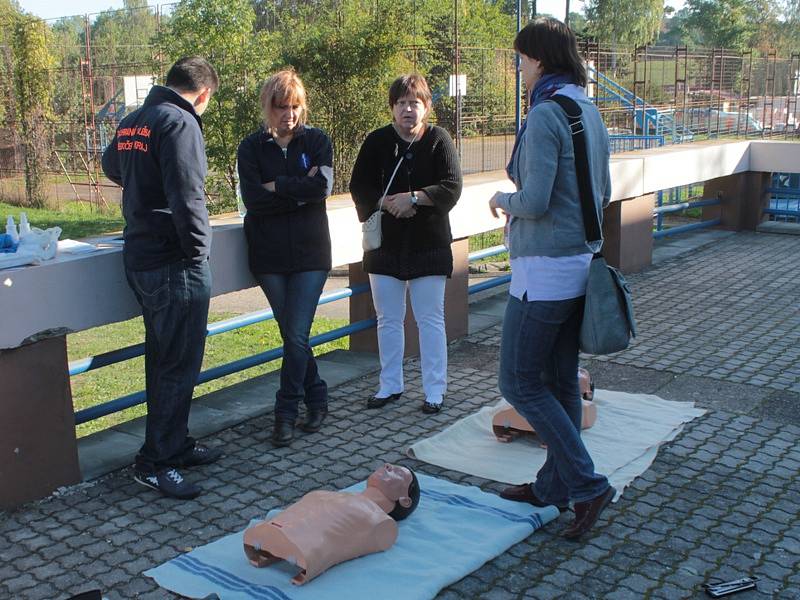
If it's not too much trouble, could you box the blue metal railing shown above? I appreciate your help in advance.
[69,283,371,377]
[609,135,664,154]
[765,174,800,223]
[653,193,721,238]
[73,246,512,425]
[653,217,722,239]
[467,244,511,294]
[74,318,378,425]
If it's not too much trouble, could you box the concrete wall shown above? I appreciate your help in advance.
[2,139,799,349]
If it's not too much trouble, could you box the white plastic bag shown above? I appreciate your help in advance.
[0,226,61,269]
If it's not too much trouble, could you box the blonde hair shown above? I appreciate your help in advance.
[259,69,308,133]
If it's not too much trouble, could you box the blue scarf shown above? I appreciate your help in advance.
[506,72,575,181]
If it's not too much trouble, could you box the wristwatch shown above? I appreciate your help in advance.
[410,192,418,207]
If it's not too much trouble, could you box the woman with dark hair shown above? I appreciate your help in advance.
[489,17,615,539]
[350,74,462,414]
[237,70,333,447]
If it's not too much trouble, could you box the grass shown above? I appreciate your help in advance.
[69,312,349,438]
[469,227,509,266]
[0,201,124,239]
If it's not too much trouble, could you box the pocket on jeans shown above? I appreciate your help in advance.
[129,266,170,311]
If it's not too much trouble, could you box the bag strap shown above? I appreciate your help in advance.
[547,95,602,244]
[378,129,420,212]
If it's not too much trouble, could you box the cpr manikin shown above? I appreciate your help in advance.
[243,464,420,585]
[493,368,597,442]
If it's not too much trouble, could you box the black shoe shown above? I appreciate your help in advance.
[272,420,295,447]
[422,400,443,414]
[134,468,201,500]
[300,407,328,433]
[171,444,223,468]
[367,392,402,409]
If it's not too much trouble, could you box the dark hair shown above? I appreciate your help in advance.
[514,17,587,87]
[388,468,420,521]
[389,74,432,108]
[165,56,219,94]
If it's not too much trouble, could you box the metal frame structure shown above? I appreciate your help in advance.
[0,5,799,208]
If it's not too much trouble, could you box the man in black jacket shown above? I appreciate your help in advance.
[102,57,221,499]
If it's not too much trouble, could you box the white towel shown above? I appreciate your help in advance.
[408,390,706,499]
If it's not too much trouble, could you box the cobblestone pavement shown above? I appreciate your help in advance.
[598,232,800,393]
[2,231,799,600]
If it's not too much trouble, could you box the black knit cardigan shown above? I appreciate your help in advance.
[349,124,462,280]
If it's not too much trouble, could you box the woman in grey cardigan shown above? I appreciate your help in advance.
[488,17,615,539]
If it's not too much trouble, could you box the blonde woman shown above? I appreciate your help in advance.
[237,70,333,447]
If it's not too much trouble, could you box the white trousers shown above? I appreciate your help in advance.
[369,274,447,404]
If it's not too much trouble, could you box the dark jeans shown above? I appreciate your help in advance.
[256,270,329,422]
[125,259,211,473]
[498,294,609,505]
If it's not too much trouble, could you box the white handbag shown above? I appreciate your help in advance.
[361,210,383,251]
[361,131,420,252]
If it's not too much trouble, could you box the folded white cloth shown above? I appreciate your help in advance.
[408,390,706,499]
[58,239,98,254]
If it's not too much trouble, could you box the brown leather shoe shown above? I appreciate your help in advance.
[563,485,616,539]
[500,483,569,513]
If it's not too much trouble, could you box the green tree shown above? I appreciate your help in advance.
[568,12,589,37]
[279,0,409,191]
[90,0,158,67]
[585,0,663,48]
[161,0,277,209]
[683,0,760,50]
[776,0,800,54]
[12,15,53,208]
[411,0,514,135]
[0,0,22,126]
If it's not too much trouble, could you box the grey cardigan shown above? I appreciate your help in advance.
[495,88,612,258]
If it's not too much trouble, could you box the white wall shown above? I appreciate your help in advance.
[2,139,799,349]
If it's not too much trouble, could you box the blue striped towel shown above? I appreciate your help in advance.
[145,473,559,600]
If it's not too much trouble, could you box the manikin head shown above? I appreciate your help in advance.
[366,464,420,521]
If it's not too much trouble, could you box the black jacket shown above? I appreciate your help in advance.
[350,124,462,280]
[237,125,333,274]
[102,85,211,271]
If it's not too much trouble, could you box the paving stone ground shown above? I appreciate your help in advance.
[2,230,799,600]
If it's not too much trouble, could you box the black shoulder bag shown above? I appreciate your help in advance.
[548,95,637,355]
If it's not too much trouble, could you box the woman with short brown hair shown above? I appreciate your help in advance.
[350,74,462,414]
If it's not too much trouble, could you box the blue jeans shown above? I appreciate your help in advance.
[498,294,609,505]
[256,271,329,422]
[125,259,211,473]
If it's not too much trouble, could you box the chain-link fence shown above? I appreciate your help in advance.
[0,3,798,211]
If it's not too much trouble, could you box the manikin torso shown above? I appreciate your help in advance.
[243,490,398,585]
[493,368,597,442]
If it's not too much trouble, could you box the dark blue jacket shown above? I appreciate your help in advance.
[102,85,211,271]
[237,125,333,274]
